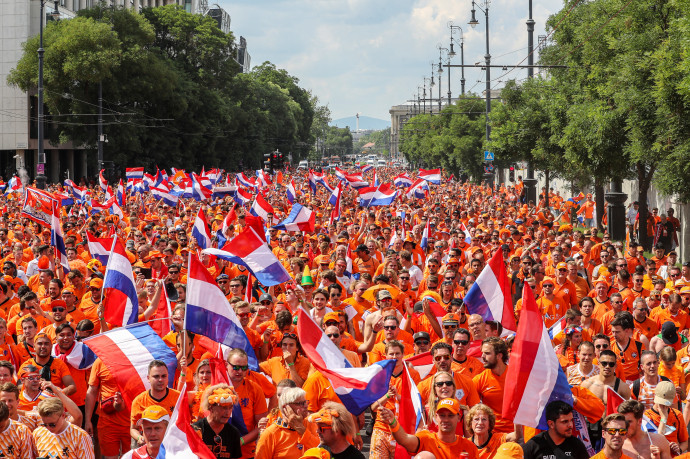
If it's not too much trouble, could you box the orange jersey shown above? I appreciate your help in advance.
[0,419,34,458]
[451,356,485,378]
[633,316,659,341]
[130,388,180,426]
[644,407,688,446]
[87,359,130,427]
[254,419,319,459]
[417,370,480,408]
[416,430,479,459]
[611,339,644,382]
[473,368,512,433]
[232,378,268,458]
[259,355,311,387]
[32,423,94,459]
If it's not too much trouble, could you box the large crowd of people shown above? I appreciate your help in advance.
[0,166,684,459]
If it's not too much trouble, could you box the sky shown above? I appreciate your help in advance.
[218,0,564,123]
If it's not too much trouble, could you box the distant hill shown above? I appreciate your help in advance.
[331,115,390,131]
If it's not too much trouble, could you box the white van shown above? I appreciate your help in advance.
[297,160,309,170]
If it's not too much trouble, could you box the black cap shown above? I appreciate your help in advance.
[661,321,678,345]
[654,242,665,250]
[355,244,369,253]
[259,293,272,303]
[413,332,430,343]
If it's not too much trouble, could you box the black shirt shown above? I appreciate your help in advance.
[192,417,242,459]
[522,431,589,459]
[332,444,366,459]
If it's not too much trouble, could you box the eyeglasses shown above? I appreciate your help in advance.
[454,339,470,346]
[434,355,451,361]
[230,364,249,371]
[383,325,397,331]
[52,307,65,313]
[600,361,616,368]
[595,344,609,349]
[434,380,454,387]
[604,428,628,436]
[326,333,340,338]
[290,401,308,408]
[415,340,430,346]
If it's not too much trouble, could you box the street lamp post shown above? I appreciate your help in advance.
[448,22,465,96]
[469,0,491,144]
[523,0,538,203]
[430,64,438,113]
[36,0,60,190]
[437,45,450,108]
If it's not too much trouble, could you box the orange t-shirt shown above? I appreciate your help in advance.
[130,388,180,426]
[32,423,94,459]
[258,355,311,386]
[473,368,512,433]
[611,338,644,382]
[233,378,269,458]
[87,358,130,427]
[416,430,479,459]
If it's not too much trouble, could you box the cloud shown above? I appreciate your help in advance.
[220,0,563,121]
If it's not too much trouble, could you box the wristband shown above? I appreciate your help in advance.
[180,373,186,378]
[386,394,392,399]
[263,340,269,344]
[390,420,401,433]
[355,432,362,436]
[240,437,245,446]
[287,362,295,367]
[661,417,667,424]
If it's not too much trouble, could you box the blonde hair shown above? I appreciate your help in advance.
[38,398,64,417]
[427,371,455,420]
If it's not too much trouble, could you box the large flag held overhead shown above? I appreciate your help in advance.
[272,203,315,233]
[102,237,139,327]
[249,193,275,224]
[50,201,70,273]
[83,323,178,408]
[157,383,215,459]
[502,283,573,429]
[418,168,441,185]
[358,183,397,207]
[296,308,396,415]
[202,227,291,287]
[185,254,260,370]
[463,249,518,333]
[20,187,57,227]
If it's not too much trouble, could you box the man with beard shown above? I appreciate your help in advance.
[472,337,511,433]
[18,333,75,396]
[523,401,589,459]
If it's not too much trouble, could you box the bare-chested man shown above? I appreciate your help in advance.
[618,400,671,459]
[581,350,631,404]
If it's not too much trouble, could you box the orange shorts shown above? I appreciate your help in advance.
[98,421,131,457]
[370,428,395,459]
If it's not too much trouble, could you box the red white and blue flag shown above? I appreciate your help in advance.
[406,178,429,200]
[99,170,108,193]
[358,183,397,207]
[236,172,254,190]
[272,203,315,233]
[396,363,425,459]
[286,179,297,204]
[83,323,178,408]
[255,169,272,188]
[418,168,441,185]
[185,254,260,370]
[202,227,291,287]
[116,179,124,206]
[151,185,179,208]
[233,185,252,206]
[420,220,431,250]
[548,316,568,340]
[393,173,413,188]
[296,308,395,415]
[211,186,236,200]
[157,383,215,459]
[249,193,275,223]
[102,237,139,327]
[86,232,113,265]
[463,249,518,333]
[360,164,374,174]
[502,283,573,429]
[343,173,369,190]
[405,352,434,379]
[125,167,144,181]
[191,209,212,250]
[52,341,98,370]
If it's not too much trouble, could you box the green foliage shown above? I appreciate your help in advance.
[6,5,318,175]
[400,96,485,180]
[353,128,391,157]
[323,126,353,158]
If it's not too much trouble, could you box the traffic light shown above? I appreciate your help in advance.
[509,164,515,182]
[264,152,273,174]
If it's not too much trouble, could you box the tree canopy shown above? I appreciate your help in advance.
[7,5,325,175]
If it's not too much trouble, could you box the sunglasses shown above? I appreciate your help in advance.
[383,326,397,331]
[595,344,609,349]
[237,312,250,318]
[454,339,470,346]
[42,420,61,428]
[52,307,65,313]
[415,340,430,346]
[326,333,340,338]
[434,380,454,387]
[230,364,249,371]
[399,277,410,280]
[260,301,272,305]
[217,280,229,284]
[24,375,40,381]
[434,355,450,361]
[443,325,458,329]
[600,361,616,368]
[229,284,242,288]
[604,428,628,436]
